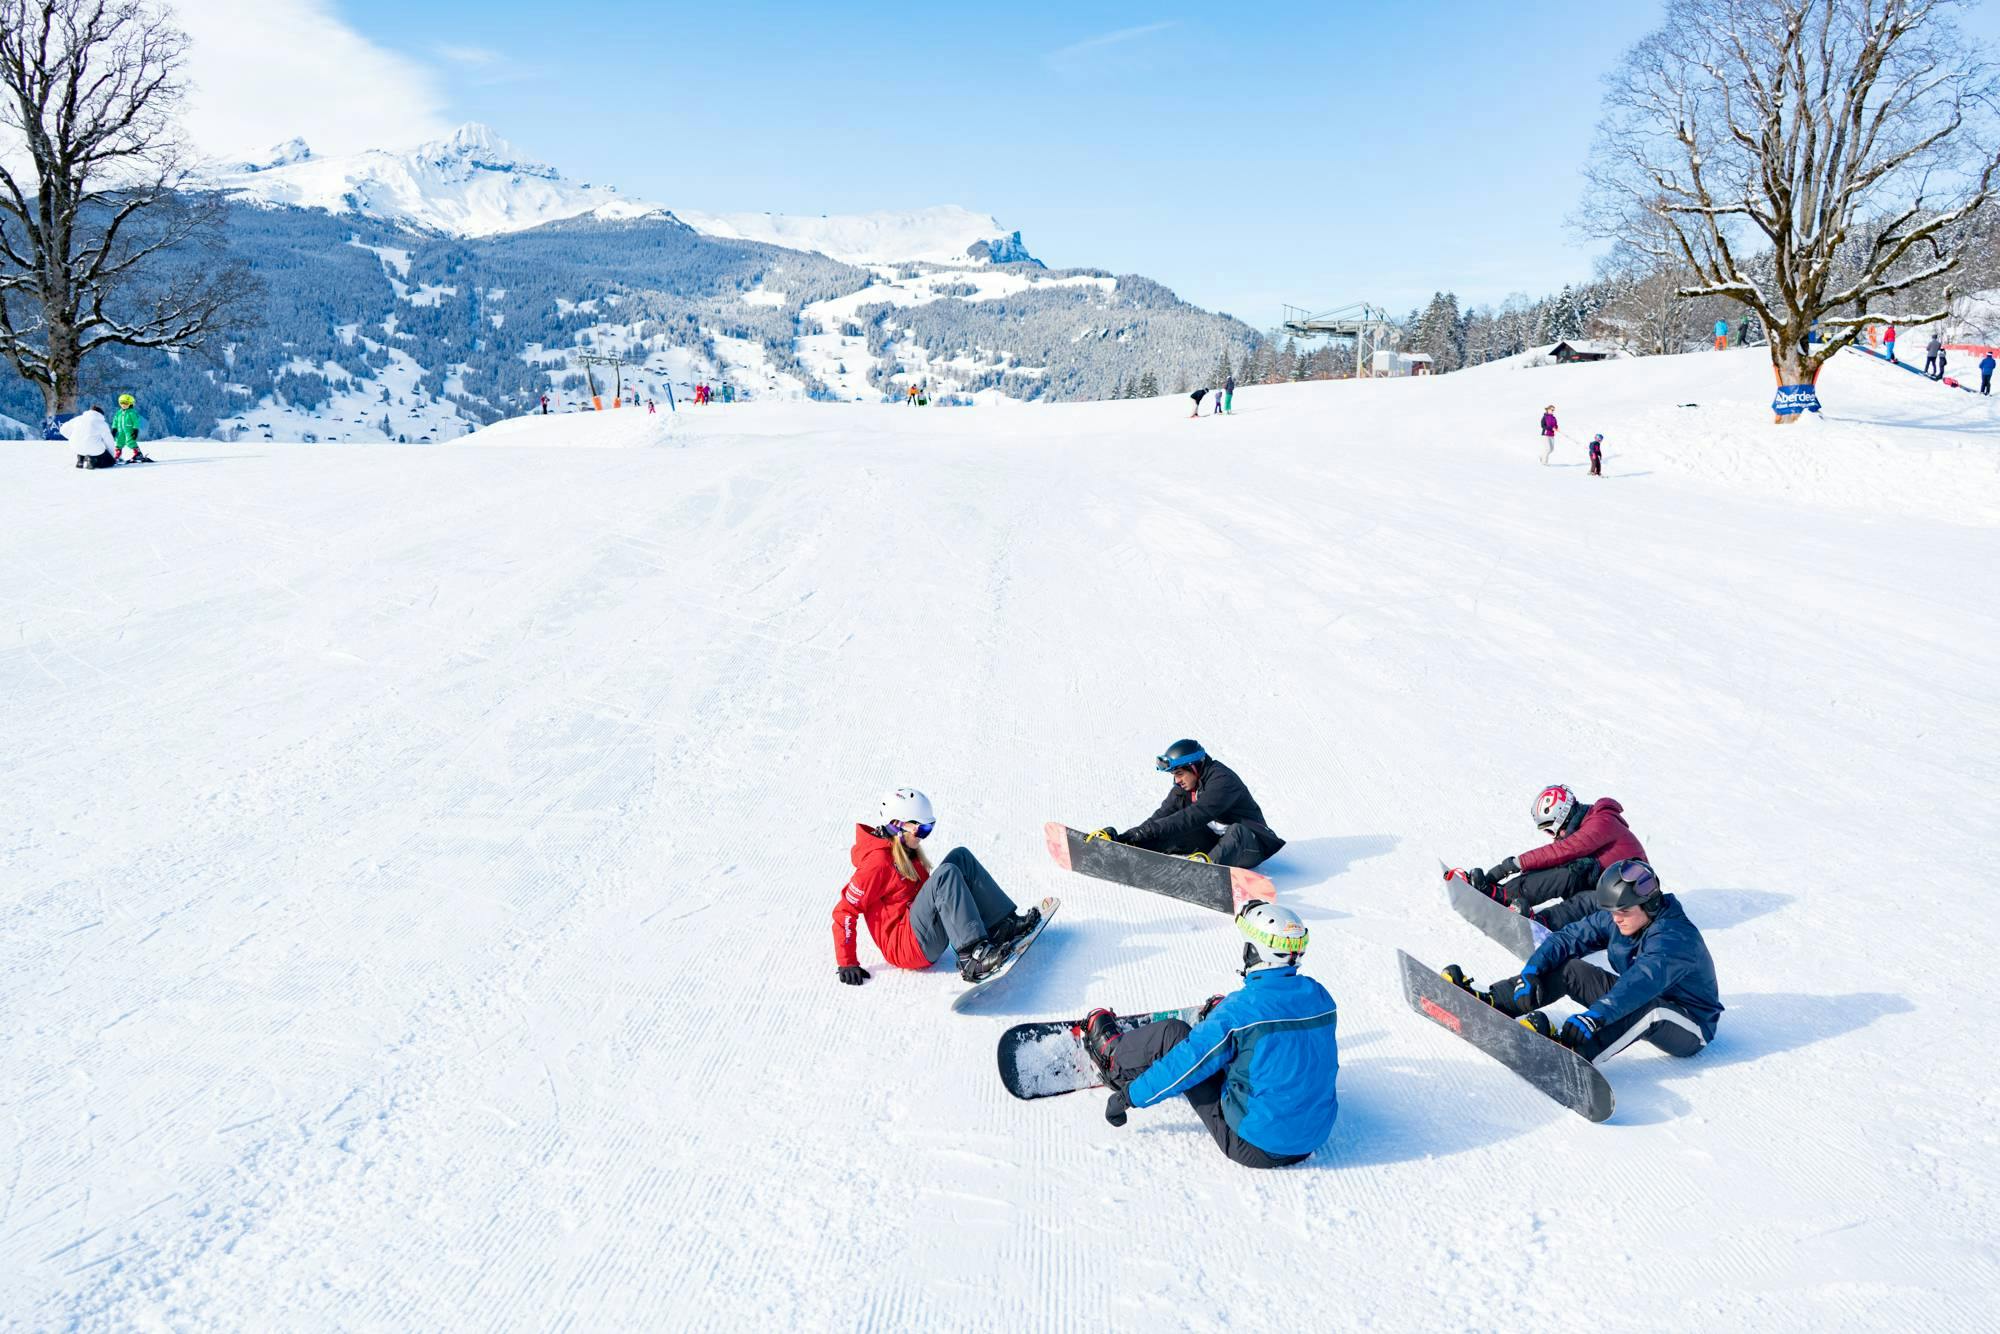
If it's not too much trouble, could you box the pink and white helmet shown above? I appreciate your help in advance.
[1531,784,1577,835]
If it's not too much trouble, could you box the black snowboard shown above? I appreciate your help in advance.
[1044,822,1273,914]
[997,1004,1208,1099]
[1440,862,1549,962]
[1397,949,1613,1123]
[950,896,1059,1014]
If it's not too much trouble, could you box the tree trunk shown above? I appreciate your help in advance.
[1769,340,1809,427]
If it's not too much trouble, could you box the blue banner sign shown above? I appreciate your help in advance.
[1773,384,1821,415]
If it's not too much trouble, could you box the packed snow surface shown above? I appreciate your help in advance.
[3,348,1996,1328]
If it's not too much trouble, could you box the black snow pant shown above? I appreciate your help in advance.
[1108,1019,1307,1169]
[907,846,1018,961]
[1503,856,1596,929]
[1924,352,1941,377]
[77,450,116,469]
[1152,822,1274,871]
[1982,374,1992,396]
[1487,959,1707,1063]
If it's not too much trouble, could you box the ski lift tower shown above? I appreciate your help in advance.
[574,351,638,409]
[1281,302,1394,377]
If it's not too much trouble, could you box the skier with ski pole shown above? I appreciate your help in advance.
[1078,899,1338,1167]
[1090,739,1285,870]
[1462,784,1648,932]
[832,788,1042,987]
[1445,859,1721,1062]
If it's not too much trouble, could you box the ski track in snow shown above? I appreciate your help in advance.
[2,347,1997,1329]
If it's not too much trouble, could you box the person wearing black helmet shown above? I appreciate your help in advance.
[1090,739,1285,870]
[1451,859,1722,1063]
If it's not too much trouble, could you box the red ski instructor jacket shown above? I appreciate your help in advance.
[1518,798,1646,873]
[832,824,935,970]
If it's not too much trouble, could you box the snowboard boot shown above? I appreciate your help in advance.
[133,451,154,463]
[1196,993,1226,1022]
[1441,965,1495,1007]
[957,936,1010,984]
[992,905,1041,948]
[1075,1007,1122,1084]
[1517,1010,1554,1039]
[75,456,85,469]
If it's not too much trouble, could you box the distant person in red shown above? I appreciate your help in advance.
[1588,433,1603,476]
[831,788,1040,987]
[539,393,549,415]
[1467,784,1648,932]
[1883,324,1897,363]
[1539,405,1558,465]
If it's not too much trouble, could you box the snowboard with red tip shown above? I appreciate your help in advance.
[1043,822,1273,914]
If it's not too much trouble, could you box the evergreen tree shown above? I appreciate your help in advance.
[1137,370,1160,397]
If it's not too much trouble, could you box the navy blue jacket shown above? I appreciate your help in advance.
[1525,894,1723,1040]
[1127,966,1338,1158]
[1127,758,1284,857]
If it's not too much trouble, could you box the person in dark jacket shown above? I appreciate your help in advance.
[1189,387,1208,418]
[1924,333,1944,378]
[1223,373,1236,414]
[1469,784,1646,932]
[1465,859,1721,1062]
[1980,352,1994,395]
[1093,738,1284,869]
[1588,433,1603,476]
[1081,899,1337,1167]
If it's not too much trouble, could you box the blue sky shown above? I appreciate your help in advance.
[292,2,1665,327]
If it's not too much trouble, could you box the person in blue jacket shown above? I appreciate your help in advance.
[1078,900,1338,1168]
[1466,859,1722,1062]
[1980,352,1995,396]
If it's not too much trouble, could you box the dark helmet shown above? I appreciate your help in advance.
[1155,738,1207,773]
[1596,858,1665,915]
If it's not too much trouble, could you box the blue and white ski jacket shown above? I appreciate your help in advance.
[1526,893,1723,1040]
[1126,966,1339,1158]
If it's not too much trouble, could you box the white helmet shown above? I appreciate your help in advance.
[876,787,935,833]
[1235,900,1308,975]
[1531,784,1576,835]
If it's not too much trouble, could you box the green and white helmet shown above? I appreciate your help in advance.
[1235,900,1308,975]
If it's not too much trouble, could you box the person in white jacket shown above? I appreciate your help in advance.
[62,407,119,469]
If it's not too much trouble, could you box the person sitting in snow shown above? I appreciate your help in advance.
[1466,784,1647,932]
[62,405,119,470]
[1448,858,1721,1063]
[1080,899,1338,1168]
[1092,739,1285,870]
[832,788,1041,988]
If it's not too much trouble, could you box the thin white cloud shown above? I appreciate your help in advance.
[175,0,453,161]
[436,44,502,66]
[1043,19,1180,70]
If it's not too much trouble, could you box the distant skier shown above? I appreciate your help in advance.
[1452,859,1722,1062]
[722,383,735,403]
[1588,433,1603,476]
[1080,899,1337,1168]
[1091,739,1284,870]
[62,406,119,470]
[1736,318,1749,346]
[1539,405,1558,464]
[832,788,1041,987]
[1713,318,1728,351]
[1925,333,1943,378]
[1883,324,1897,363]
[1189,387,1208,418]
[1224,373,1235,414]
[1933,343,1948,382]
[1466,784,1647,932]
[1980,351,1994,395]
[647,398,657,414]
[540,393,550,415]
[112,393,152,463]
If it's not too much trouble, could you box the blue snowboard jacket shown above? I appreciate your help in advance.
[1126,966,1339,1158]
[1526,893,1723,1040]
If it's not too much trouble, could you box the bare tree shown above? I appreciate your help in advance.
[1584,0,1999,422]
[0,0,251,418]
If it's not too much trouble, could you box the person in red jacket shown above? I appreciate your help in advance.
[1467,784,1649,932]
[832,787,1041,987]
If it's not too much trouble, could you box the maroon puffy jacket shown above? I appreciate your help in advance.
[1517,798,1645,873]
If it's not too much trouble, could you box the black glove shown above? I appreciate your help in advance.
[1485,856,1520,882]
[1105,1090,1130,1127]
[1119,825,1149,846]
[837,965,870,986]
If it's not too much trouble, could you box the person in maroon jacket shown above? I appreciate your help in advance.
[1469,784,1648,931]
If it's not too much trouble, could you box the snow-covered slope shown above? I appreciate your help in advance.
[5,347,1995,1328]
[678,204,1033,266]
[208,124,666,236]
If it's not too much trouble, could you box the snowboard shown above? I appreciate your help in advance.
[1440,862,1549,962]
[1044,822,1273,914]
[950,896,1060,1014]
[996,1003,1209,1100]
[1397,949,1613,1123]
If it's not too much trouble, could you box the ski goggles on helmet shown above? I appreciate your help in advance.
[1596,858,1660,910]
[1156,748,1207,772]
[890,820,935,839]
